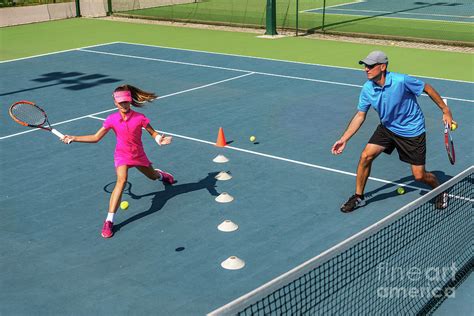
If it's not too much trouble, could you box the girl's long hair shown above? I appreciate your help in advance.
[114,84,157,107]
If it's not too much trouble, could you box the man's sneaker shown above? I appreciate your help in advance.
[155,169,175,184]
[101,220,114,238]
[341,194,366,213]
[435,192,448,210]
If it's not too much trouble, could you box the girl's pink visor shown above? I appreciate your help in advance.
[113,91,132,103]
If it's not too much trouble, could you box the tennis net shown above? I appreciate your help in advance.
[209,166,473,315]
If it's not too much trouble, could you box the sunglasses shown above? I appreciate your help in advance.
[365,63,381,70]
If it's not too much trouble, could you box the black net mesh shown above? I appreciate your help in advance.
[215,169,473,315]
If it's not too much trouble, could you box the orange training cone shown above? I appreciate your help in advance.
[216,127,227,147]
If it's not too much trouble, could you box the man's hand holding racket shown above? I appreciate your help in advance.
[441,98,454,129]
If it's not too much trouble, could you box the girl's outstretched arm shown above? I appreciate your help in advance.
[145,124,172,146]
[62,127,109,144]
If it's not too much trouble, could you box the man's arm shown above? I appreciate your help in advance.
[331,111,367,155]
[423,83,454,126]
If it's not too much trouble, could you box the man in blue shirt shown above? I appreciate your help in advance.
[331,51,454,212]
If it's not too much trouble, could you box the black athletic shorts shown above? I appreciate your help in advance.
[368,124,426,165]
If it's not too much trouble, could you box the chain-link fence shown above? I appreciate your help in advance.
[1,0,472,45]
[108,0,472,44]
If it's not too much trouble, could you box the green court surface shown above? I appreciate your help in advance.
[0,18,473,81]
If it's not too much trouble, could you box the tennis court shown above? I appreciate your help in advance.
[1,42,473,314]
[306,0,474,23]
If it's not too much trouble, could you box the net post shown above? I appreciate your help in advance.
[321,0,326,32]
[265,0,277,36]
[295,0,299,36]
[107,0,113,16]
[75,0,81,17]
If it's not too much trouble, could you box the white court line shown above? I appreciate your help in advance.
[79,49,249,74]
[302,8,474,24]
[0,73,254,140]
[2,41,473,84]
[81,48,362,88]
[304,0,365,11]
[0,42,121,64]
[160,72,255,97]
[87,115,104,120]
[319,8,473,19]
[118,42,474,84]
[86,114,429,191]
[79,48,474,103]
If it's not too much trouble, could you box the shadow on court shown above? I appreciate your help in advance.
[103,172,220,232]
[364,170,452,206]
[0,72,121,96]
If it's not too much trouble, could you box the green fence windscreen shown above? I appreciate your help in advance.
[108,0,473,44]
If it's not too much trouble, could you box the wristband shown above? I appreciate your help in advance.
[155,134,163,146]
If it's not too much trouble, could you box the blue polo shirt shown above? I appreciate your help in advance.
[358,71,426,137]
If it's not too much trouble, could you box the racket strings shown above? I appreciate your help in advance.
[11,103,46,126]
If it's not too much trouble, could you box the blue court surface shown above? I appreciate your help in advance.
[306,0,474,23]
[1,43,473,314]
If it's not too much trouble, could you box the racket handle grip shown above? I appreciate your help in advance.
[51,128,64,139]
[51,128,71,144]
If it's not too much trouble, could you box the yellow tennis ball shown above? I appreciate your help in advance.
[397,187,405,195]
[120,201,129,210]
[451,123,457,131]
[249,136,256,142]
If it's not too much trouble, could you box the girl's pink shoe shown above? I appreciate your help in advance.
[155,169,175,184]
[101,221,114,238]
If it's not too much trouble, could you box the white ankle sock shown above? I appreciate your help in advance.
[155,169,162,180]
[106,212,115,223]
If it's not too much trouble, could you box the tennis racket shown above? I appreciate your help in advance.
[9,100,70,143]
[444,122,455,165]
[442,98,455,165]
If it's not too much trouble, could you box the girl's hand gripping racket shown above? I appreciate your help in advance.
[444,122,455,165]
[8,100,71,143]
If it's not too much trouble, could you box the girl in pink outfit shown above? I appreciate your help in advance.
[62,84,174,238]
